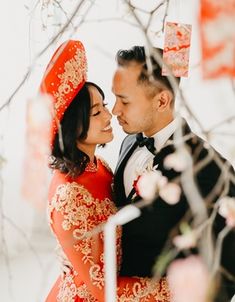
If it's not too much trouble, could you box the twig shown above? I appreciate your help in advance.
[0,70,31,112]
[206,115,235,133]
[128,2,160,14]
[0,0,88,112]
[212,225,231,276]
[124,2,205,139]
[53,0,75,29]
[3,215,43,268]
[84,16,138,27]
[0,172,13,299]
[146,1,165,29]
[204,163,231,205]
[210,131,235,137]
[161,0,170,33]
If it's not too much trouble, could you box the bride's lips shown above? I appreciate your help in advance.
[102,124,112,132]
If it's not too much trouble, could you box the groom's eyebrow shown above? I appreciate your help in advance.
[114,93,127,98]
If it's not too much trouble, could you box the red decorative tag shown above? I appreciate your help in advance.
[162,22,192,77]
[200,0,235,78]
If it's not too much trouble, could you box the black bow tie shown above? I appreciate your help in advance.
[136,133,156,154]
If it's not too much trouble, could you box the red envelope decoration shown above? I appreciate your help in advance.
[162,22,192,77]
[200,0,235,78]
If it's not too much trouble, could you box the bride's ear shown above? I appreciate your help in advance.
[155,90,173,112]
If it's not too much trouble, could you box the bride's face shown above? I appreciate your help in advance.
[77,85,113,154]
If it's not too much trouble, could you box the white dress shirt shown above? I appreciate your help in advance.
[123,119,179,197]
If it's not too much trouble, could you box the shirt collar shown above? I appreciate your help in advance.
[150,118,179,152]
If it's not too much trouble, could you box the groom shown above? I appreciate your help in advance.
[112,46,235,301]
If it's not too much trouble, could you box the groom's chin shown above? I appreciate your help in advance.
[122,127,137,135]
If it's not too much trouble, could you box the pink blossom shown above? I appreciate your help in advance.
[173,232,197,250]
[136,171,167,201]
[164,150,189,172]
[136,171,181,204]
[28,94,52,126]
[218,196,235,227]
[159,182,181,205]
[167,255,210,302]
[21,96,52,209]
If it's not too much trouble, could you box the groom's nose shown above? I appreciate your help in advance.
[112,100,120,116]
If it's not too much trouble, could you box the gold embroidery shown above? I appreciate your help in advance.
[74,238,95,264]
[49,181,170,301]
[49,181,120,300]
[89,264,105,289]
[85,161,98,172]
[76,284,97,301]
[49,182,95,234]
[119,277,171,302]
[53,47,87,110]
[57,274,78,302]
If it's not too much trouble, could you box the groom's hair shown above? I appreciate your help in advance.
[116,46,180,98]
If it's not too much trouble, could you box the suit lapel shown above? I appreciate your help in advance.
[114,120,192,207]
[114,138,138,207]
[115,136,137,174]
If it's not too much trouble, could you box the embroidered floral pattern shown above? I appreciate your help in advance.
[119,277,170,302]
[53,47,87,110]
[49,168,170,301]
[49,181,117,233]
[76,284,97,301]
[74,238,94,264]
[49,181,121,301]
[85,161,98,173]
[57,273,78,302]
[89,264,105,289]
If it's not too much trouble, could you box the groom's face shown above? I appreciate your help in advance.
[112,63,159,136]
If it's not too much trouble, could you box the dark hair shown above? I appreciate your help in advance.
[116,46,180,97]
[49,82,105,178]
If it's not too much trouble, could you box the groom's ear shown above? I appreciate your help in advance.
[155,89,173,112]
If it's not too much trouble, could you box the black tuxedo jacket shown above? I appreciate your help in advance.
[113,121,235,301]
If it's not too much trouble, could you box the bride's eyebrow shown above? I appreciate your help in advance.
[91,103,99,109]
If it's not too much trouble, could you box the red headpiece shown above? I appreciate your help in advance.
[39,40,87,146]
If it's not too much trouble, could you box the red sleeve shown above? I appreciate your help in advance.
[48,181,170,302]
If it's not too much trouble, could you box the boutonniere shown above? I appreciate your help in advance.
[133,175,141,197]
[132,159,181,205]
[131,159,159,201]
